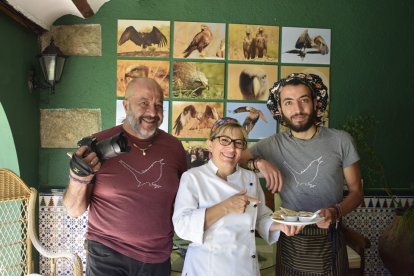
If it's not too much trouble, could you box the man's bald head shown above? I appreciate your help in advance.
[125,78,163,100]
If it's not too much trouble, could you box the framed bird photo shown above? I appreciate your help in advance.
[116,99,169,132]
[172,61,225,99]
[173,21,226,60]
[227,63,278,101]
[281,65,330,127]
[117,20,170,57]
[281,27,331,65]
[227,102,277,140]
[116,59,170,98]
[181,140,210,169]
[228,24,279,62]
[171,101,224,138]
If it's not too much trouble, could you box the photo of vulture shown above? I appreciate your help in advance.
[254,27,267,58]
[173,22,226,59]
[172,102,223,138]
[239,66,268,100]
[243,28,255,59]
[231,106,269,135]
[285,29,329,60]
[172,61,225,99]
[117,20,170,57]
[228,24,279,62]
[227,102,277,139]
[183,24,213,58]
[227,63,278,101]
[281,27,331,65]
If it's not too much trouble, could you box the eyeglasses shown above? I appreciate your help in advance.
[213,136,247,149]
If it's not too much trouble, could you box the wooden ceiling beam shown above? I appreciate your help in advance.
[72,0,94,18]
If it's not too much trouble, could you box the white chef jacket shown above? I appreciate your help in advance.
[173,160,280,276]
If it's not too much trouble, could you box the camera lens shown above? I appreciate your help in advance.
[95,133,129,160]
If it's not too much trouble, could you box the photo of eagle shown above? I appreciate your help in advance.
[172,103,222,138]
[227,102,276,139]
[183,24,213,58]
[231,106,268,134]
[118,26,167,49]
[173,62,209,98]
[173,105,197,136]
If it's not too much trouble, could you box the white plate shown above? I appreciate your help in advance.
[272,216,324,226]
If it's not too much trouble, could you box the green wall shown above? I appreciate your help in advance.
[3,0,413,193]
[0,12,40,187]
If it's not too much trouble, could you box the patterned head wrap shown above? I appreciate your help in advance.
[210,117,243,139]
[266,73,329,126]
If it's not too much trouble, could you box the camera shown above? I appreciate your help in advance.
[70,132,130,177]
[77,132,129,160]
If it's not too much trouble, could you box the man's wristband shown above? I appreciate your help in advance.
[69,174,91,185]
[247,158,260,173]
[253,158,261,172]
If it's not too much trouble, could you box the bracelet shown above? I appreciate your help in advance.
[253,158,261,172]
[247,158,260,173]
[335,203,343,219]
[247,159,255,171]
[69,174,91,185]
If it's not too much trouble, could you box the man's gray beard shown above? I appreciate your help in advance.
[126,114,159,139]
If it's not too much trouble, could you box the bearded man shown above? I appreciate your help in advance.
[240,73,363,275]
[64,78,187,276]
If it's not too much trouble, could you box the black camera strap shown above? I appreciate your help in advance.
[70,155,93,177]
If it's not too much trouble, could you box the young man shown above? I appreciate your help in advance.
[240,73,363,275]
[64,78,187,276]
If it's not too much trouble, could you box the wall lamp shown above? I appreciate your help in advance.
[28,38,67,94]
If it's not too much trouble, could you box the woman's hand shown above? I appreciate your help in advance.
[271,222,304,236]
[221,189,260,215]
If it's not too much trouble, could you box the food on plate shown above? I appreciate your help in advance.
[297,211,314,217]
[280,207,298,216]
[273,208,320,223]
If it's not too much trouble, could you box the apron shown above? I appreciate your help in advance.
[276,224,348,276]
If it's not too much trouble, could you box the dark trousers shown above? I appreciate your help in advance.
[86,240,171,276]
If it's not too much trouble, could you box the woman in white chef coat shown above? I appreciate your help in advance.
[173,117,303,276]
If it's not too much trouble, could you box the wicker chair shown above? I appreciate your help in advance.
[0,168,82,276]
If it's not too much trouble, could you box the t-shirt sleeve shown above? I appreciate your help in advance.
[341,130,360,168]
[249,136,271,159]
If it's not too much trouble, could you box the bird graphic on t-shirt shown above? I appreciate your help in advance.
[119,159,165,189]
[283,156,323,188]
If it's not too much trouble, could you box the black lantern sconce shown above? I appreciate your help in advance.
[28,38,67,94]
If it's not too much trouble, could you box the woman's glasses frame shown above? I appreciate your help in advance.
[213,135,247,149]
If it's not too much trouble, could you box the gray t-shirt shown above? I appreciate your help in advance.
[250,127,359,212]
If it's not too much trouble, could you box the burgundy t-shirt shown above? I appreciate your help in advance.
[86,125,187,263]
